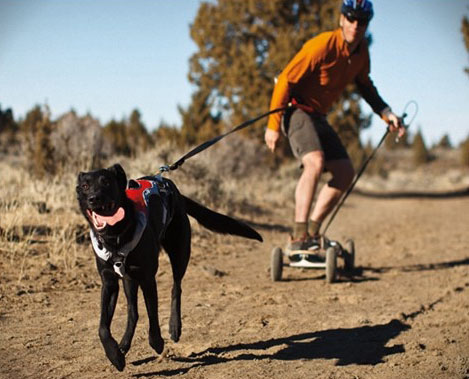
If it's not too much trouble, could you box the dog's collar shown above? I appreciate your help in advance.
[90,211,147,277]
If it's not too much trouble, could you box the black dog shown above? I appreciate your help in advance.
[76,164,262,371]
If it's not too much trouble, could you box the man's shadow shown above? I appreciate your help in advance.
[361,257,469,275]
[133,319,410,377]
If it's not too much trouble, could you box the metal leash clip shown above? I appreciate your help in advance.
[159,165,170,173]
[113,256,125,278]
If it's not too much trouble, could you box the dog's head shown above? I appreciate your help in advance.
[76,164,128,230]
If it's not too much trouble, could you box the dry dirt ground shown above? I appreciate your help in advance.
[1,190,469,378]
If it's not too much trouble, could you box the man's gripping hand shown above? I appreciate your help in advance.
[382,108,406,138]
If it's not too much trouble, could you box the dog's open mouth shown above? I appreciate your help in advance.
[87,207,125,230]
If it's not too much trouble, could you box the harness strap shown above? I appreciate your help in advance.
[90,175,174,278]
[90,211,147,277]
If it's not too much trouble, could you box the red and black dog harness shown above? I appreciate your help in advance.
[91,175,174,277]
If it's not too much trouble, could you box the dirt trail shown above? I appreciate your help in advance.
[1,194,468,378]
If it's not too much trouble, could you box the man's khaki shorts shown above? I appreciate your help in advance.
[285,109,349,162]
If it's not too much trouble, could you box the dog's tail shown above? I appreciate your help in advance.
[183,196,263,242]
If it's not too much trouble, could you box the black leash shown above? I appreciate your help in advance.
[159,106,289,173]
[157,98,419,237]
[320,123,392,236]
[321,100,418,236]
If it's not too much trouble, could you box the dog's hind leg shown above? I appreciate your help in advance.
[98,267,125,371]
[140,276,165,354]
[119,277,139,354]
[162,212,191,343]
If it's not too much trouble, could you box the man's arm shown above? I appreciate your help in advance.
[355,51,389,115]
[355,52,405,135]
[265,36,329,151]
[267,35,330,132]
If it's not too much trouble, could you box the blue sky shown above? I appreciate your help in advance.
[1,0,468,146]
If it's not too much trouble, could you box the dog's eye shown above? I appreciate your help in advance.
[81,183,89,191]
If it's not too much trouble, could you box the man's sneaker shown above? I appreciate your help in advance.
[303,235,320,251]
[286,234,320,254]
[285,236,304,262]
[286,236,305,253]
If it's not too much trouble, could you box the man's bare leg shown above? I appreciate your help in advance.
[310,159,355,229]
[295,151,325,224]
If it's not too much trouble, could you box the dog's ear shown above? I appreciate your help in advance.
[108,164,127,191]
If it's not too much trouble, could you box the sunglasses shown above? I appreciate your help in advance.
[344,12,369,27]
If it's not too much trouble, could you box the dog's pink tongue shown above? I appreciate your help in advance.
[94,207,125,228]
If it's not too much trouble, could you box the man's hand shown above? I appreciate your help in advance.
[264,128,280,152]
[382,108,406,138]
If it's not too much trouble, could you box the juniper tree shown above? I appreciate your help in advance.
[462,15,469,76]
[461,136,469,167]
[0,105,18,152]
[127,109,152,156]
[20,105,55,178]
[103,119,131,156]
[412,129,429,165]
[436,134,452,149]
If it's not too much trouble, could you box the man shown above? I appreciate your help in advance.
[264,0,405,252]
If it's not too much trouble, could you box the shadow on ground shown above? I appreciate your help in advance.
[132,319,410,377]
[361,257,469,275]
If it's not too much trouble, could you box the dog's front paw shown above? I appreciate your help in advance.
[104,341,126,371]
[169,317,182,342]
[149,334,164,354]
[111,352,125,372]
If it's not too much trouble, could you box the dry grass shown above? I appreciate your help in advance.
[0,159,90,292]
[0,142,283,294]
[1,142,467,296]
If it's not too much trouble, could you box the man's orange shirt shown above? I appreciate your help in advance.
[267,28,388,132]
